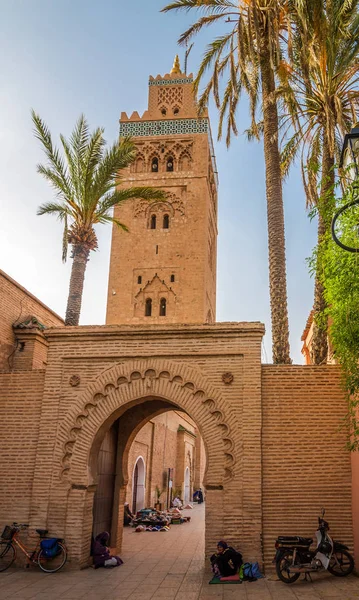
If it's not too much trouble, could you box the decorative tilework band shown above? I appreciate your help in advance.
[149,78,193,86]
[119,118,209,138]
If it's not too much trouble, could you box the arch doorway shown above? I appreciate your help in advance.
[132,457,145,513]
[184,466,190,504]
[56,359,237,567]
[92,421,118,542]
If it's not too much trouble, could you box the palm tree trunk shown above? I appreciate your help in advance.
[65,246,90,326]
[310,142,334,364]
[260,45,291,364]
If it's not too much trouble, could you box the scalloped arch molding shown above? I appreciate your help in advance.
[58,358,236,486]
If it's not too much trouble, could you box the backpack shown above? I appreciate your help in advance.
[40,538,60,558]
[240,561,263,581]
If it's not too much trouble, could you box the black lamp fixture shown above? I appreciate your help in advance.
[331,123,359,252]
[339,123,359,177]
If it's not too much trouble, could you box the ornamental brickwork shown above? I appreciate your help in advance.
[106,62,217,326]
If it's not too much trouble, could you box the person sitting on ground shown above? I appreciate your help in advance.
[210,541,242,578]
[124,502,134,526]
[172,496,183,509]
[92,532,123,569]
[197,488,204,504]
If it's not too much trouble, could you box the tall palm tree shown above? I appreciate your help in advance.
[279,0,359,363]
[162,0,292,364]
[32,111,166,326]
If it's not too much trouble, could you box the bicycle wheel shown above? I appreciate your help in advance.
[38,542,67,573]
[0,541,16,572]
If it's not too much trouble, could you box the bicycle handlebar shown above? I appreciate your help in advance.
[12,523,29,529]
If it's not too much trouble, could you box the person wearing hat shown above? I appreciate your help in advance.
[210,541,243,578]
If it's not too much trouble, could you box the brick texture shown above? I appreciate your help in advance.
[0,371,45,526]
[0,269,63,371]
[262,365,353,568]
[106,66,217,326]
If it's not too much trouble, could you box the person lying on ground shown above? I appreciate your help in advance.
[210,541,242,578]
[92,532,123,568]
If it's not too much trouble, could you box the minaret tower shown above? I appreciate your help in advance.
[106,57,218,325]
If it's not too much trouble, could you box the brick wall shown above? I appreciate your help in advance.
[262,365,353,568]
[0,270,64,371]
[0,371,45,529]
[1,321,353,570]
[30,323,263,565]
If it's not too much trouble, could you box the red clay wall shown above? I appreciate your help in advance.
[0,270,64,371]
[0,371,45,528]
[351,407,359,563]
[262,365,353,568]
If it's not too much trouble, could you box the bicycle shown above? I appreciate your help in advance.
[0,523,67,573]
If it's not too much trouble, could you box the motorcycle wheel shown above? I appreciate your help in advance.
[276,550,301,584]
[328,550,354,577]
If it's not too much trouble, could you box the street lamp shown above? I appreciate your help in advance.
[331,124,359,252]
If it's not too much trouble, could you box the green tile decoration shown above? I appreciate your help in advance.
[119,118,209,137]
[149,78,193,86]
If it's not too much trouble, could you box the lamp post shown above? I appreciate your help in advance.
[331,124,359,252]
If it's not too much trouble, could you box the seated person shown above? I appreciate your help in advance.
[210,541,242,578]
[172,496,183,509]
[124,502,134,526]
[92,532,123,569]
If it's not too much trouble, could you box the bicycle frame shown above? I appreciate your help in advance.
[11,531,40,562]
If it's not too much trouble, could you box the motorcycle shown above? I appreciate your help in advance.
[274,509,354,584]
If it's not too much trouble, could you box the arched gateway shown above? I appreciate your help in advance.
[41,357,242,567]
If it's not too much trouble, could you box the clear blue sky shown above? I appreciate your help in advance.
[0,0,317,363]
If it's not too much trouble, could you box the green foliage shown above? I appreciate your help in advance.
[316,180,359,450]
[155,485,165,500]
[32,111,166,261]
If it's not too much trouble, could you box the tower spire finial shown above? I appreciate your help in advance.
[170,54,181,75]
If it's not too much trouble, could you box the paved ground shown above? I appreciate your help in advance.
[1,504,359,599]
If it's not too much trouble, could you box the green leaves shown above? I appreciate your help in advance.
[317,182,359,449]
[33,113,165,260]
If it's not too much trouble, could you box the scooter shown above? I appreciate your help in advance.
[274,509,354,584]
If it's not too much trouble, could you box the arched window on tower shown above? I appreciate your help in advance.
[151,157,159,172]
[163,214,169,229]
[150,214,156,229]
[159,298,167,317]
[145,298,152,317]
[135,156,144,173]
[166,156,174,172]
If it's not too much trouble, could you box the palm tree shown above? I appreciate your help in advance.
[32,111,166,326]
[279,0,359,363]
[162,0,292,364]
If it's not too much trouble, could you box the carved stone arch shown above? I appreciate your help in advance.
[56,358,235,487]
[164,151,176,172]
[132,152,146,173]
[148,152,160,173]
[178,151,192,171]
[145,200,175,223]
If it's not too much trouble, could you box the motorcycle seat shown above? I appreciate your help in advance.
[277,536,313,546]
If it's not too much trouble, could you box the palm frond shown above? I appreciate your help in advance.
[31,110,72,200]
[37,201,69,218]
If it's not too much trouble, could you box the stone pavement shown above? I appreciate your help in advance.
[1,504,358,599]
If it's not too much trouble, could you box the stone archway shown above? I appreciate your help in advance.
[45,358,237,567]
